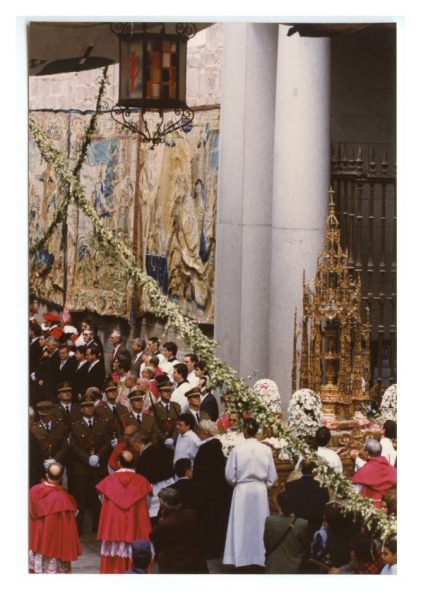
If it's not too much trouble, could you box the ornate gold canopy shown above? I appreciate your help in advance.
[292,189,371,418]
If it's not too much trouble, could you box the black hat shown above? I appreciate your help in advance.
[156,374,172,392]
[155,374,170,386]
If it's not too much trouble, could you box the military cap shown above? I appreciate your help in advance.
[56,381,73,392]
[104,381,118,392]
[128,390,145,402]
[36,401,54,415]
[185,387,202,398]
[80,399,95,407]
[157,382,173,392]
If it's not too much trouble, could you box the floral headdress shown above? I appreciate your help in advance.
[252,379,282,414]
[380,384,397,422]
[288,388,323,439]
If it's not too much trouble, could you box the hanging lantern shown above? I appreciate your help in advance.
[111,23,196,146]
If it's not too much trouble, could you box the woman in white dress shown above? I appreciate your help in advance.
[223,417,278,568]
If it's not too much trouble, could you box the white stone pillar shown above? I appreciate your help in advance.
[215,23,278,379]
[269,25,331,414]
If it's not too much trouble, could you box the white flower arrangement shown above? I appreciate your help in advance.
[263,436,293,461]
[216,431,245,457]
[288,388,323,439]
[253,379,282,415]
[380,384,397,422]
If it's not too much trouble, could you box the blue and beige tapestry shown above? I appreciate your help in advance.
[29,108,219,324]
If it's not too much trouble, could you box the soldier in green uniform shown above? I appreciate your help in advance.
[30,401,68,478]
[51,382,82,434]
[149,380,181,444]
[124,390,160,444]
[94,378,130,438]
[69,399,112,534]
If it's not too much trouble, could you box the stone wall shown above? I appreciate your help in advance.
[28,23,223,111]
[186,23,223,107]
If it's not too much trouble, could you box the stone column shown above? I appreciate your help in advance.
[269,25,331,414]
[215,23,278,379]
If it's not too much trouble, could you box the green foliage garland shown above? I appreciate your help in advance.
[29,67,109,256]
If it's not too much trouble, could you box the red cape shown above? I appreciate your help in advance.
[96,471,152,542]
[29,482,81,562]
[352,456,397,504]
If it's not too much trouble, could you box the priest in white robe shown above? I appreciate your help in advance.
[223,417,278,568]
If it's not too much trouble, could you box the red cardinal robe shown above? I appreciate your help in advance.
[352,456,397,507]
[29,481,81,563]
[96,470,152,573]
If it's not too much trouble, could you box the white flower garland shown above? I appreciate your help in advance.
[380,384,397,422]
[28,117,397,541]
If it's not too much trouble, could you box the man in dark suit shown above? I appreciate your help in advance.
[57,343,77,385]
[285,458,330,536]
[69,399,112,534]
[82,324,105,370]
[30,334,50,404]
[73,345,90,402]
[29,323,43,374]
[132,431,175,524]
[29,323,44,406]
[85,344,106,391]
[130,337,146,377]
[194,361,219,421]
[44,337,61,403]
[167,458,197,509]
[193,420,232,563]
[150,488,208,574]
[109,329,131,373]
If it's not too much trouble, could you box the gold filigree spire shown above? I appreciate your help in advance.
[292,190,371,417]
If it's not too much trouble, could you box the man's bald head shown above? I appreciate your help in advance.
[117,450,135,469]
[365,438,382,457]
[46,462,64,481]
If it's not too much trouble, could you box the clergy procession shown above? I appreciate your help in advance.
[28,309,397,575]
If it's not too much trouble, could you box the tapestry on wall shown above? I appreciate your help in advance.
[29,108,219,324]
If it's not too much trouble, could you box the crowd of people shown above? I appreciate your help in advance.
[28,309,397,575]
